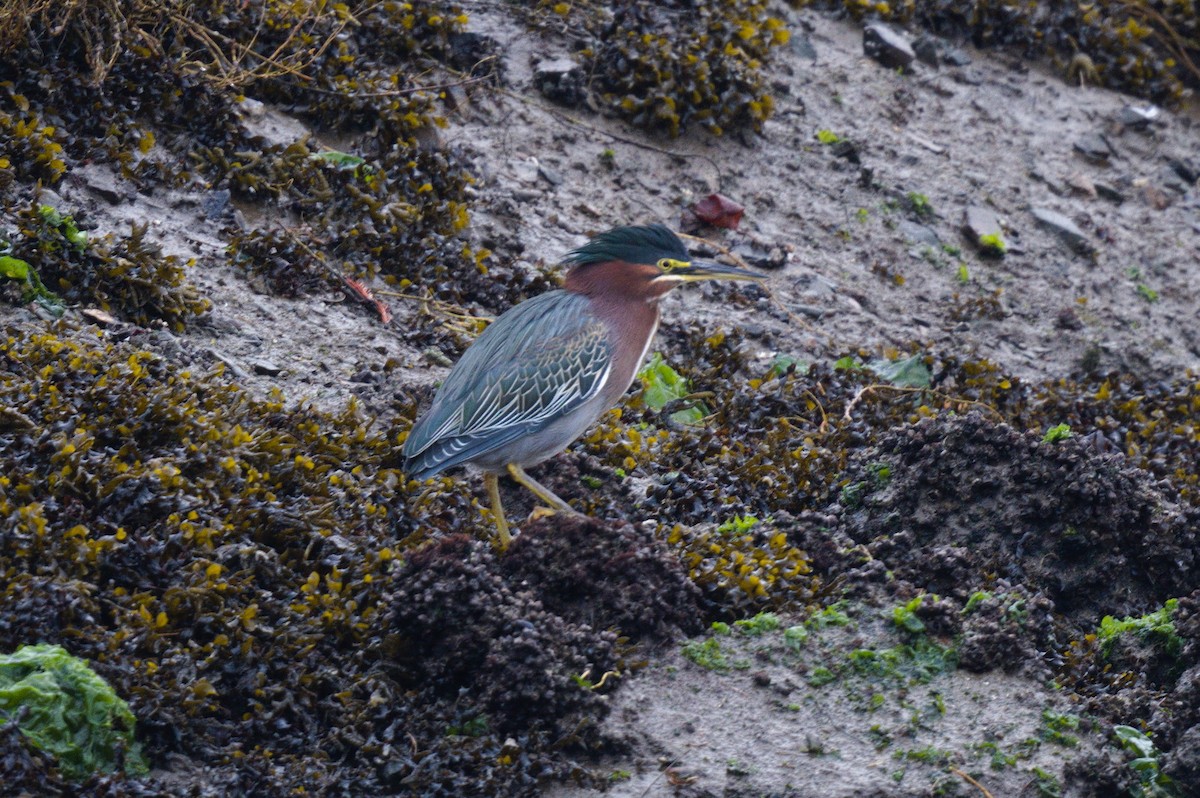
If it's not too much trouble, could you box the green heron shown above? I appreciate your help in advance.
[403,223,763,546]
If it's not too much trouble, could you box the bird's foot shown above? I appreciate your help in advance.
[527,504,587,523]
[528,506,557,523]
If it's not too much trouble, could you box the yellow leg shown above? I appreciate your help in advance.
[484,472,512,549]
[506,463,583,516]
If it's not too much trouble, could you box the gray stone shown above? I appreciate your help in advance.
[962,205,1007,253]
[537,164,563,186]
[1168,156,1199,185]
[791,33,818,61]
[1094,182,1125,204]
[863,23,915,70]
[1030,206,1092,255]
[1074,133,1113,162]
[250,358,283,376]
[1116,104,1159,130]
[898,219,940,248]
[202,189,232,220]
[912,34,939,68]
[75,163,129,204]
[942,47,972,67]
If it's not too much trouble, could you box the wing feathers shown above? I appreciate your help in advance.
[403,291,612,477]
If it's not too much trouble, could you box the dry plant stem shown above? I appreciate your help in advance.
[843,384,1003,422]
[951,767,995,798]
[375,289,493,327]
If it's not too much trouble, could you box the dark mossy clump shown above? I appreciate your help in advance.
[0,326,421,791]
[501,514,703,638]
[957,584,1057,675]
[591,0,789,137]
[227,224,337,298]
[835,412,1199,621]
[801,0,1199,104]
[386,534,616,737]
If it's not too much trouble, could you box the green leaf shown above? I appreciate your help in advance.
[816,129,840,144]
[38,204,87,251]
[0,254,31,282]
[767,353,804,379]
[1114,725,1156,758]
[867,354,931,389]
[0,644,148,780]
[313,150,366,169]
[0,254,64,314]
[1043,423,1072,443]
[638,352,706,425]
[833,355,862,371]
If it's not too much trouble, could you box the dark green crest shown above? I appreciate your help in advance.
[563,224,689,267]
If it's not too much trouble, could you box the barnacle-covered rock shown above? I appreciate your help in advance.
[501,514,703,638]
[837,412,1200,622]
[385,534,616,736]
[957,584,1057,675]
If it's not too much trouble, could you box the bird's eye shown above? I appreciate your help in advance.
[657,258,687,272]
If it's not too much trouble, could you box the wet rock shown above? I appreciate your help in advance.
[732,242,787,270]
[790,32,818,61]
[1168,156,1199,186]
[1030,206,1093,255]
[942,47,972,67]
[1116,104,1160,130]
[912,34,939,68]
[863,23,915,70]
[537,164,563,186]
[898,219,940,248]
[1164,724,1200,787]
[829,139,860,164]
[74,163,130,204]
[1066,172,1097,198]
[1074,133,1113,162]
[202,189,232,220]
[249,358,282,376]
[534,57,586,107]
[961,205,1007,253]
[1094,181,1125,204]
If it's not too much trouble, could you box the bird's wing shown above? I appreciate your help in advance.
[404,291,612,477]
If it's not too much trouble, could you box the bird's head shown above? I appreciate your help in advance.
[562,224,763,300]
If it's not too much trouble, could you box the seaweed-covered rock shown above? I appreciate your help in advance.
[386,534,616,736]
[957,583,1057,675]
[501,514,702,639]
[837,412,1200,623]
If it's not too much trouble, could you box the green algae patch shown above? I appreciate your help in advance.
[0,644,147,779]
